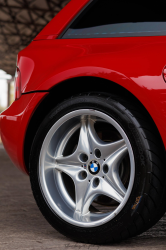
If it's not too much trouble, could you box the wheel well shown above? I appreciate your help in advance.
[24,76,161,173]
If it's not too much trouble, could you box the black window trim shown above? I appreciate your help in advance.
[58,0,94,39]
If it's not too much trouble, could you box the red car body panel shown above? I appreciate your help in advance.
[18,36,166,149]
[1,0,166,174]
[0,92,48,173]
[34,0,90,39]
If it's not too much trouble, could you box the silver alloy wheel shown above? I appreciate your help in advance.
[39,109,135,227]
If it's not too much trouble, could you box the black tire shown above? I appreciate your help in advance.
[29,93,166,244]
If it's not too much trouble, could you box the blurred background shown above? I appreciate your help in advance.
[0,0,70,143]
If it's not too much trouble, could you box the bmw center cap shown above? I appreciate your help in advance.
[88,160,100,175]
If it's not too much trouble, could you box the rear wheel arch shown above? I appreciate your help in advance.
[24,76,164,173]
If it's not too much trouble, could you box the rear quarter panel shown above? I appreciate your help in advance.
[17,36,166,148]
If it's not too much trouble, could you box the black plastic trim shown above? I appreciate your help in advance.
[22,90,49,95]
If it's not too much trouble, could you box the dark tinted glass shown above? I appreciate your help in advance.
[62,0,166,39]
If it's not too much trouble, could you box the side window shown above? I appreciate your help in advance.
[62,0,166,39]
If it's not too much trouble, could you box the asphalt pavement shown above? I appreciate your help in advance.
[0,144,166,250]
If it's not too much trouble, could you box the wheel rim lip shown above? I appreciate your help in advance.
[39,109,135,228]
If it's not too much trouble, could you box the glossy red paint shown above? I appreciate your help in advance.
[17,36,166,150]
[33,35,58,41]
[0,92,48,173]
[34,0,90,39]
[1,0,166,174]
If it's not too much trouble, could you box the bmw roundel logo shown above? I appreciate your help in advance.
[88,160,100,175]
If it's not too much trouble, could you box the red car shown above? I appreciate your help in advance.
[1,0,166,244]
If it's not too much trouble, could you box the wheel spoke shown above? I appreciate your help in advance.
[45,152,56,165]
[76,117,91,156]
[55,153,80,167]
[87,119,126,160]
[55,117,91,166]
[75,177,89,213]
[81,177,123,215]
[55,163,82,179]
[105,145,128,196]
[55,163,90,214]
